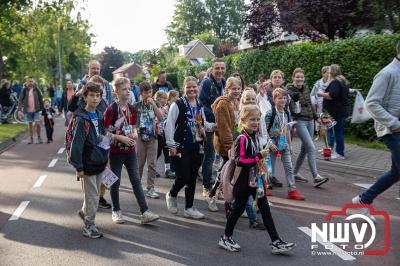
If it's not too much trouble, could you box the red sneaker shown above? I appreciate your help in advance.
[265,188,272,196]
[287,190,305,200]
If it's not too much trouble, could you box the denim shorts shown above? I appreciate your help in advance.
[25,112,40,123]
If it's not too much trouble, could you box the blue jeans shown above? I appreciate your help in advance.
[360,133,400,204]
[109,152,148,214]
[294,120,318,177]
[245,196,257,222]
[328,116,347,156]
[202,131,215,189]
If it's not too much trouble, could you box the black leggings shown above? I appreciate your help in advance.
[225,188,280,242]
[170,150,203,208]
[157,134,171,164]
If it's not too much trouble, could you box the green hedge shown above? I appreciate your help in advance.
[176,34,400,140]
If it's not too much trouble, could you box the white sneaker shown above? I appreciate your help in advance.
[184,207,205,219]
[146,187,160,199]
[166,192,178,214]
[206,197,219,212]
[331,152,345,160]
[351,195,376,222]
[112,210,125,224]
[140,210,160,224]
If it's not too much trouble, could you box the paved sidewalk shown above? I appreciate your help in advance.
[291,137,391,178]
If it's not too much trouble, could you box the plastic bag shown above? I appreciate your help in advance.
[351,91,371,123]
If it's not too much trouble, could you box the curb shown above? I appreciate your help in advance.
[0,131,27,154]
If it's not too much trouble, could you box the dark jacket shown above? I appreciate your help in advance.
[165,97,205,152]
[233,130,262,198]
[287,84,317,121]
[0,85,12,107]
[69,109,109,175]
[58,89,75,113]
[323,79,350,118]
[199,74,225,123]
[18,86,44,113]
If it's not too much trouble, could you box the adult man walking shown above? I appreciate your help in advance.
[352,40,400,220]
[199,58,226,196]
[18,77,44,144]
[69,60,114,113]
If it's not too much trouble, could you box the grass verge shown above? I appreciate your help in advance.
[0,123,26,142]
[345,134,388,151]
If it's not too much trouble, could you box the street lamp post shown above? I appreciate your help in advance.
[57,27,63,88]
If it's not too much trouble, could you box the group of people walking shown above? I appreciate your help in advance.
[13,39,400,256]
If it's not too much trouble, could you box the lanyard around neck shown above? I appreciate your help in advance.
[275,106,286,134]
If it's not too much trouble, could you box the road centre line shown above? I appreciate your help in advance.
[48,159,58,168]
[57,147,65,154]
[33,175,47,188]
[9,201,30,221]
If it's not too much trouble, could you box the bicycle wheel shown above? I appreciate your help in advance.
[13,109,25,124]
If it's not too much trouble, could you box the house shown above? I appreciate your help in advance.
[237,31,300,51]
[112,62,143,81]
[178,40,215,65]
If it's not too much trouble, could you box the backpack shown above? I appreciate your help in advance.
[221,144,242,203]
[110,102,135,128]
[65,116,90,164]
[267,107,291,134]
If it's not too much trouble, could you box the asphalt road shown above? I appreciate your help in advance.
[0,119,398,266]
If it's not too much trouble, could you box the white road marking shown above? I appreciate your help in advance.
[48,159,58,168]
[57,147,65,154]
[353,183,372,189]
[298,226,356,261]
[9,201,30,221]
[33,175,47,188]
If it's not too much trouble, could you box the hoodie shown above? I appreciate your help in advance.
[212,96,238,157]
[69,109,109,175]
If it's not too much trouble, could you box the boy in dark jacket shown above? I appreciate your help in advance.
[69,82,109,239]
[41,99,56,143]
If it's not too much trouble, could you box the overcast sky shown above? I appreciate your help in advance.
[84,0,176,54]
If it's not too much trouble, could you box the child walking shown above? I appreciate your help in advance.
[154,91,175,178]
[135,81,163,198]
[41,99,56,143]
[165,77,207,219]
[104,77,160,225]
[69,82,109,238]
[265,88,305,200]
[219,104,296,253]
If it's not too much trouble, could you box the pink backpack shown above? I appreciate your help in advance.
[221,144,242,203]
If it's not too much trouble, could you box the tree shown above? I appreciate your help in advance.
[166,0,245,46]
[165,0,209,45]
[98,46,124,82]
[244,0,378,46]
[122,50,145,65]
[192,31,221,52]
[1,0,92,84]
[0,0,30,78]
[204,0,245,45]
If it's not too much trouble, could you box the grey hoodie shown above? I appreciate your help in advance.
[365,58,400,137]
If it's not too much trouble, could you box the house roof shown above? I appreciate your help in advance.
[185,40,215,57]
[112,62,142,74]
